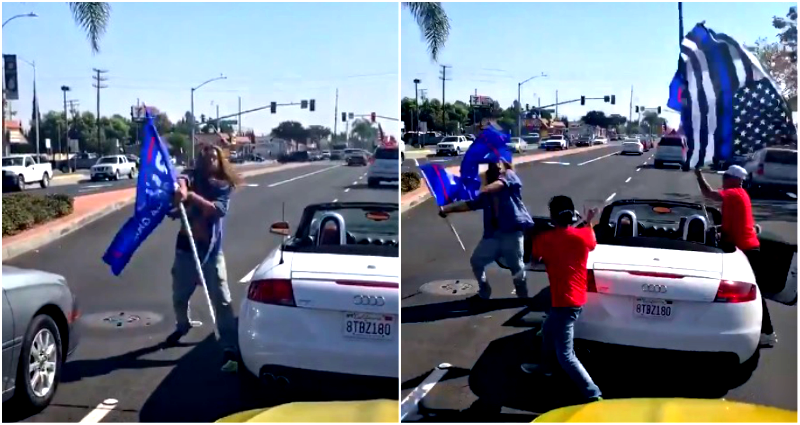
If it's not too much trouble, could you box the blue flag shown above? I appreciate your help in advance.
[418,163,463,207]
[102,113,178,275]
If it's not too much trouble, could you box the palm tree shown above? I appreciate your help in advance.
[68,2,112,53]
[403,2,450,62]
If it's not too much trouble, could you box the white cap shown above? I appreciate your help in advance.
[724,165,747,180]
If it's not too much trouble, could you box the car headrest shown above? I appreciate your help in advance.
[614,210,638,238]
[683,214,708,244]
[311,212,347,246]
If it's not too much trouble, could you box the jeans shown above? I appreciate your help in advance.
[172,249,238,352]
[541,307,602,400]
[743,248,774,334]
[470,231,527,299]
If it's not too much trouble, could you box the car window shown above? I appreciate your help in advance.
[2,157,24,166]
[659,137,684,147]
[765,150,797,165]
[442,137,459,142]
[606,203,704,227]
[374,148,398,160]
[97,157,117,164]
[24,157,34,167]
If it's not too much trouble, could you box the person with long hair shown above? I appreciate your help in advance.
[439,159,534,300]
[167,144,243,372]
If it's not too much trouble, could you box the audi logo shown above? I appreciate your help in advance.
[353,295,385,306]
[642,284,667,293]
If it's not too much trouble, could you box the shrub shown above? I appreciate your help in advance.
[401,171,421,193]
[3,193,74,236]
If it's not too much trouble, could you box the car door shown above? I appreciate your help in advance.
[23,156,37,182]
[2,289,15,398]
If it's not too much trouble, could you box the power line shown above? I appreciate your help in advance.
[92,68,108,153]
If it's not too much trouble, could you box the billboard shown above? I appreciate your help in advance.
[469,95,494,107]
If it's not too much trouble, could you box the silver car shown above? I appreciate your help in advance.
[2,266,80,411]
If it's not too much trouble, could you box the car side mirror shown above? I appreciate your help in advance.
[270,221,291,236]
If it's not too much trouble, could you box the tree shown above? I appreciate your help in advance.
[271,121,308,143]
[167,133,189,156]
[560,116,569,128]
[641,111,667,133]
[607,114,627,130]
[350,119,378,149]
[581,111,609,128]
[306,125,331,142]
[749,37,796,99]
[68,3,112,53]
[154,113,172,135]
[403,2,450,61]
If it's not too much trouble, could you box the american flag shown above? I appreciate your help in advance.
[668,24,795,168]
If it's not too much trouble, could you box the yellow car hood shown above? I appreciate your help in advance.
[533,398,797,423]
[216,399,398,423]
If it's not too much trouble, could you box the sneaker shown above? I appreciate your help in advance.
[520,363,552,377]
[220,350,239,373]
[759,332,777,348]
[165,320,203,345]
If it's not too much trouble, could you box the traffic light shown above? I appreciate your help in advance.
[635,106,639,113]
[526,103,529,111]
[610,95,616,105]
[371,112,376,123]
[309,99,315,112]
[657,106,662,114]
[270,102,277,114]
[580,96,585,106]
[3,55,18,100]
[301,100,308,109]
[342,112,347,122]
[603,95,610,103]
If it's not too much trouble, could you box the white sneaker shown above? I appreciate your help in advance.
[760,332,777,347]
[189,319,203,327]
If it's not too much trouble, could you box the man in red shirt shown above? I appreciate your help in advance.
[520,195,602,402]
[695,166,775,347]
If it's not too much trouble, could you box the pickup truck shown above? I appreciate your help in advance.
[436,136,472,156]
[90,155,137,181]
[542,135,568,151]
[2,154,53,191]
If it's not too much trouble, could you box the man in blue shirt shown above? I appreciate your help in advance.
[439,160,534,299]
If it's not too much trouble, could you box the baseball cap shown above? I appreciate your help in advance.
[724,165,747,180]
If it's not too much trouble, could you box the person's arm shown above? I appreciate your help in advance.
[480,180,506,194]
[581,226,598,251]
[186,182,232,218]
[695,169,724,202]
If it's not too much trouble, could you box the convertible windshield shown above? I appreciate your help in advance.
[309,207,397,238]
[606,203,704,226]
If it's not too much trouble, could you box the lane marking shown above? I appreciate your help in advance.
[244,183,259,187]
[606,193,617,202]
[344,188,350,193]
[82,184,112,189]
[266,165,341,188]
[352,181,358,185]
[80,398,118,423]
[400,364,451,421]
[333,198,338,202]
[578,151,619,166]
[541,161,570,165]
[239,266,258,283]
[636,167,642,172]
[625,177,632,183]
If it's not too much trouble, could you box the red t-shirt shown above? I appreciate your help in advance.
[719,188,760,251]
[531,226,597,308]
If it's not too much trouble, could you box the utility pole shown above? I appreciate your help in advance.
[473,88,478,130]
[555,90,559,119]
[60,86,70,158]
[238,96,242,135]
[629,85,634,123]
[92,68,108,154]
[439,65,451,132]
[333,88,339,139]
[413,79,420,134]
[216,104,220,130]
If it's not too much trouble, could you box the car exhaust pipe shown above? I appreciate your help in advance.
[275,375,290,388]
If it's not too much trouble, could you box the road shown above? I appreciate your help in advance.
[402,145,578,174]
[400,145,797,422]
[3,162,398,422]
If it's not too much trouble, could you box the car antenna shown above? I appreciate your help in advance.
[279,202,286,265]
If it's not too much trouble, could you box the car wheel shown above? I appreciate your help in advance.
[15,314,63,411]
[17,174,26,191]
[654,160,663,169]
[114,170,120,181]
[129,168,136,179]
[368,178,379,188]
[40,173,50,189]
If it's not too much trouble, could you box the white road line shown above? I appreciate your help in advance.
[400,364,451,421]
[606,193,617,202]
[352,181,358,185]
[266,165,340,188]
[636,167,642,172]
[625,177,632,183]
[239,266,258,283]
[79,399,118,423]
[578,151,618,166]
[333,198,338,202]
[244,183,259,187]
[542,161,570,165]
[344,188,350,193]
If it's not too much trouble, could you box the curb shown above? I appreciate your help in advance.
[400,144,611,214]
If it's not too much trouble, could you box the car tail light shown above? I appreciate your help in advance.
[757,163,764,175]
[587,270,597,293]
[714,280,757,303]
[247,279,296,306]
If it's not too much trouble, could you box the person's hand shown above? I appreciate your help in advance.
[438,209,448,218]
[174,183,188,205]
[584,207,599,224]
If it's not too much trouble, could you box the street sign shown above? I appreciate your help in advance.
[419,121,428,132]
[3,55,19,100]
[45,138,51,149]
[348,112,354,119]
[68,139,79,153]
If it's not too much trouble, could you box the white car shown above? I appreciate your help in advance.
[743,147,797,192]
[367,146,399,187]
[621,140,644,155]
[436,136,471,156]
[507,137,528,154]
[592,136,608,145]
[497,199,797,370]
[542,135,568,151]
[239,202,399,386]
[90,155,137,181]
[2,154,52,191]
[654,136,688,168]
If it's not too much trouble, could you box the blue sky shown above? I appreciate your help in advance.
[3,2,400,137]
[401,2,792,128]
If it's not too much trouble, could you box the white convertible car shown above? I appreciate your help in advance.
[497,199,796,370]
[238,202,399,387]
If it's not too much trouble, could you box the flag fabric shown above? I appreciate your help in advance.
[102,112,179,275]
[667,23,795,168]
[418,163,463,207]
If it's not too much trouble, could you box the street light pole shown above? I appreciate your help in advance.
[190,74,226,163]
[413,79,420,135]
[2,12,37,157]
[60,86,70,160]
[2,12,37,28]
[20,59,39,158]
[517,73,547,137]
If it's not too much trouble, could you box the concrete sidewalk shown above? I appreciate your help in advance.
[2,162,313,262]
[401,144,609,213]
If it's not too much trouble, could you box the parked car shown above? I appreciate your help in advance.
[3,266,80,411]
[436,136,471,156]
[654,136,688,169]
[522,133,541,146]
[368,146,399,187]
[278,151,310,163]
[592,136,608,145]
[507,137,528,154]
[621,140,644,155]
[90,155,137,181]
[321,150,332,160]
[542,135,568,151]
[2,154,53,191]
[575,136,592,147]
[744,147,798,192]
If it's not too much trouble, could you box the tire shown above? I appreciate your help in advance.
[15,314,63,411]
[40,173,50,189]
[654,160,663,169]
[114,170,120,181]
[129,168,136,179]
[17,174,25,191]
[368,178,379,188]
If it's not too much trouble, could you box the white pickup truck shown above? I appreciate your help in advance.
[436,135,472,156]
[90,155,137,181]
[2,154,53,191]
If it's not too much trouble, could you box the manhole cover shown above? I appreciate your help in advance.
[81,311,163,330]
[419,279,478,296]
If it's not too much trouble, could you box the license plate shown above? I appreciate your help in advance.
[633,298,673,319]
[343,312,394,341]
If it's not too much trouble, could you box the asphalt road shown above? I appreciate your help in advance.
[400,146,797,422]
[3,162,398,423]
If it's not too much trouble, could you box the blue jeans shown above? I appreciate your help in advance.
[470,231,527,299]
[172,249,238,352]
[541,307,602,399]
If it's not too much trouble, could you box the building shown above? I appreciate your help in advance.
[5,120,29,152]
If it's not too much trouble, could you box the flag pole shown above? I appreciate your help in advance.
[178,202,218,327]
[414,157,467,251]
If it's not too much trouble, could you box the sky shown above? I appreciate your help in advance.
[2,2,400,138]
[401,2,793,129]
